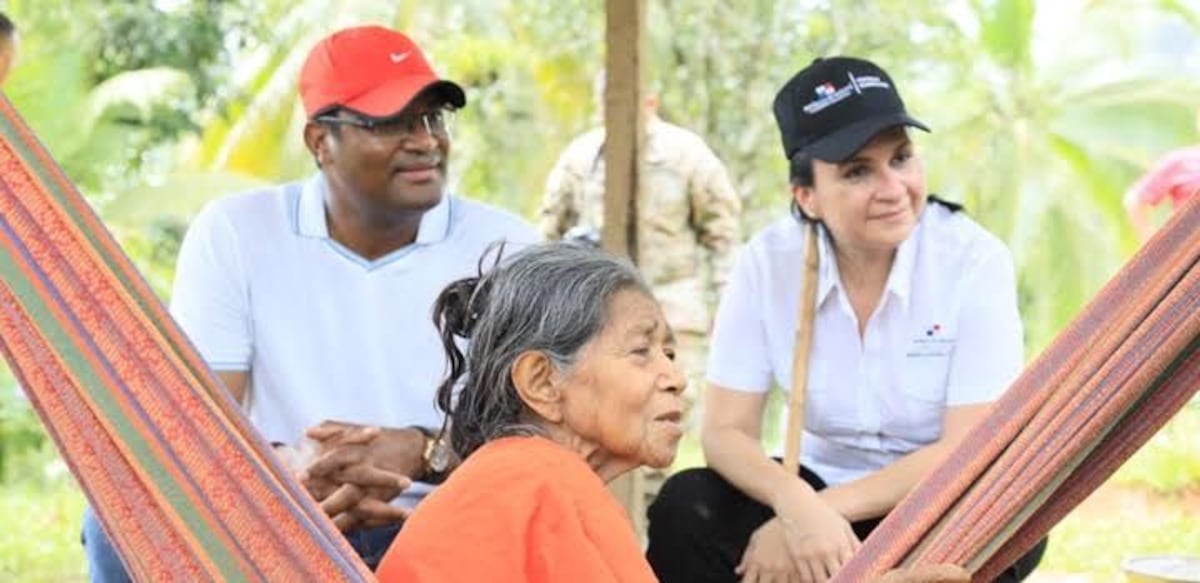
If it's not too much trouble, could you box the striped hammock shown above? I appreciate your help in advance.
[835,196,1200,581]
[0,98,372,580]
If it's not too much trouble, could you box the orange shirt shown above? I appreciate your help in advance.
[376,435,657,583]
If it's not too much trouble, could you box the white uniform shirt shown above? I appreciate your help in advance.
[170,174,537,494]
[707,203,1023,485]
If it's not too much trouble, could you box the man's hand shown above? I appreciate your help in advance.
[318,482,412,531]
[305,420,426,482]
[274,440,391,530]
[290,420,427,530]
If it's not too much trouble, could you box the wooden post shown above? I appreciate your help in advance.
[602,0,644,261]
[603,0,647,534]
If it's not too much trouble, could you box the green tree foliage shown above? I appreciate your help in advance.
[4,0,1200,385]
[3,0,249,295]
[909,0,1200,352]
[5,0,245,192]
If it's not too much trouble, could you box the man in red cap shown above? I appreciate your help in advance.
[81,25,536,581]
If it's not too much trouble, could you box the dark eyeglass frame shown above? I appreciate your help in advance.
[314,107,455,138]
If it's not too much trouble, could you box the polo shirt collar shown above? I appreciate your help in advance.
[812,219,919,311]
[296,173,453,244]
[296,174,328,238]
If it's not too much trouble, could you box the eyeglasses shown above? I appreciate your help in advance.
[315,108,455,139]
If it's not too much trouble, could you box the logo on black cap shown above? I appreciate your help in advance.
[802,72,893,115]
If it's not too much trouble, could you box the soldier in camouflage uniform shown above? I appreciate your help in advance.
[540,86,742,534]
[541,93,741,409]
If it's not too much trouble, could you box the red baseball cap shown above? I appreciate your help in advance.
[299,26,466,119]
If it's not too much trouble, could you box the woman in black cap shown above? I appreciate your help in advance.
[645,57,1045,583]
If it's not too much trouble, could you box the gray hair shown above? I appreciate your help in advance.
[432,242,650,459]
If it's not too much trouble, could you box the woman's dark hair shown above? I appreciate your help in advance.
[431,242,650,459]
[787,152,962,223]
[788,151,816,220]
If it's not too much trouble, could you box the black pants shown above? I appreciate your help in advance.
[646,467,1047,583]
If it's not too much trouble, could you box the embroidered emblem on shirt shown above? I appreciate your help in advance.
[908,324,954,357]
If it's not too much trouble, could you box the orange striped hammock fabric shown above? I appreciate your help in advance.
[0,99,372,580]
[1,90,1197,581]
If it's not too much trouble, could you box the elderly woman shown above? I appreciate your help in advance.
[375,243,686,582]
[373,242,972,583]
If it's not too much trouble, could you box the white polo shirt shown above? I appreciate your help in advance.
[707,203,1023,486]
[170,173,537,446]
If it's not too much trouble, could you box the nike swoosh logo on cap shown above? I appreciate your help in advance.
[389,51,411,64]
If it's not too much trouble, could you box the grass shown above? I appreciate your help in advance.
[0,448,87,583]
[1042,497,1199,579]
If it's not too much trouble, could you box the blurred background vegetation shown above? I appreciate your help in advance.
[0,0,1198,580]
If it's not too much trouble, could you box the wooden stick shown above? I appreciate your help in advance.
[783,222,820,475]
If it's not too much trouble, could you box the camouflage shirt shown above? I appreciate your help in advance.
[540,118,741,333]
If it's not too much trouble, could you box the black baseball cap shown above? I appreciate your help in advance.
[773,56,929,163]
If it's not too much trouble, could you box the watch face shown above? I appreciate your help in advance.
[429,439,453,473]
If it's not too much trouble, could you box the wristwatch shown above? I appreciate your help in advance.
[413,426,454,483]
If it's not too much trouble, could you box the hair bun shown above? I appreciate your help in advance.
[436,275,493,339]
